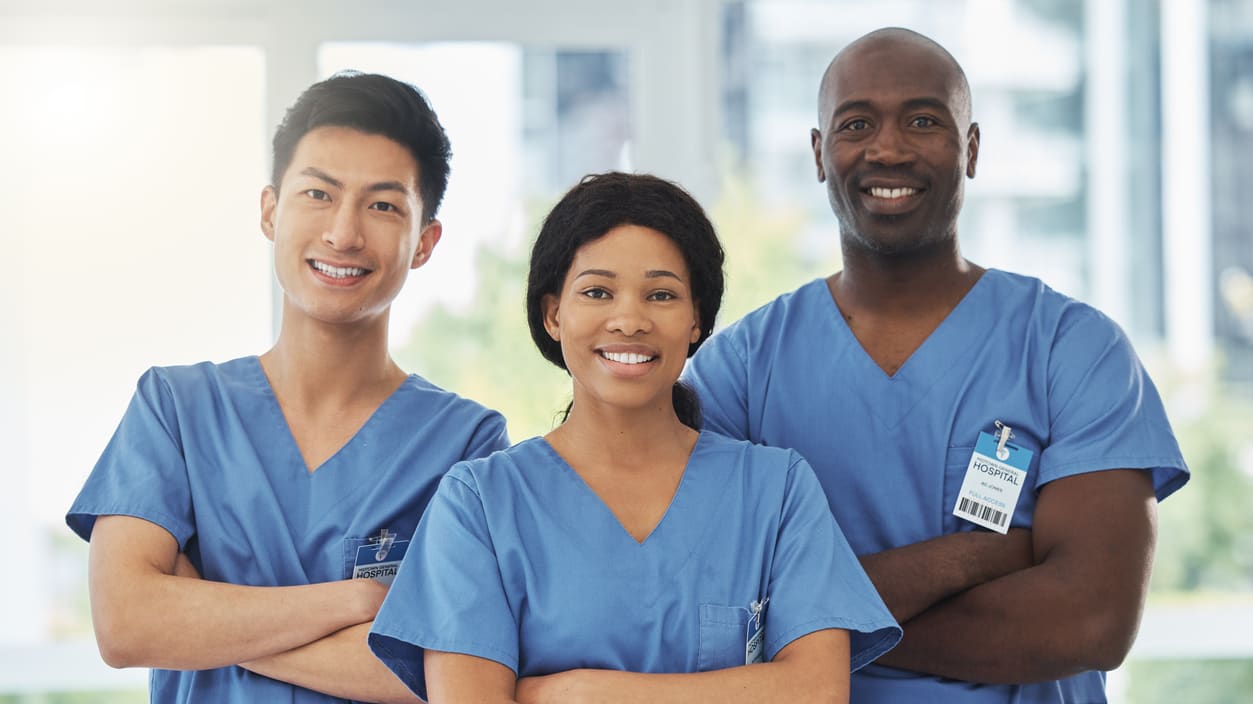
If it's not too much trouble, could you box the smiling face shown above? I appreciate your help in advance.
[542,224,701,418]
[261,126,442,328]
[811,31,979,257]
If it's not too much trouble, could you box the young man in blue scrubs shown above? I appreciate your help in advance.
[684,28,1189,703]
[67,72,509,703]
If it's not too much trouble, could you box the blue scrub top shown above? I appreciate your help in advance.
[67,356,509,703]
[369,431,901,700]
[684,271,1190,703]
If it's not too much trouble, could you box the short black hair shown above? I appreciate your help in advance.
[270,71,452,224]
[526,172,726,429]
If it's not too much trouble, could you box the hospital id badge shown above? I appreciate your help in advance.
[352,529,409,585]
[952,428,1032,534]
[746,598,767,665]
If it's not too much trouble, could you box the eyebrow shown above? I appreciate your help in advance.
[573,269,684,281]
[299,166,413,195]
[833,97,953,116]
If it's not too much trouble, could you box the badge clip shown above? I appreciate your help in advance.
[373,528,396,561]
[993,420,1015,461]
[749,597,769,628]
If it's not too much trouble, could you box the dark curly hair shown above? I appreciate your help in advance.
[526,172,726,430]
[270,71,452,225]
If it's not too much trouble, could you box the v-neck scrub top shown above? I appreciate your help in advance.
[66,356,510,703]
[368,432,901,699]
[683,271,1189,703]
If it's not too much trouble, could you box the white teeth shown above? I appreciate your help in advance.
[868,187,918,199]
[311,260,368,278]
[602,351,654,365]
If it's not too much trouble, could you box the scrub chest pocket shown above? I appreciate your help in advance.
[698,603,754,670]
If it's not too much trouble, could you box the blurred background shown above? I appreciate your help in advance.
[1,0,1250,701]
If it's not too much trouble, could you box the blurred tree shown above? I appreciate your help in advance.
[1126,376,1253,702]
[1151,384,1253,593]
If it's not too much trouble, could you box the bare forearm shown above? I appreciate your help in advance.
[877,559,1134,683]
[91,571,377,670]
[859,529,1032,623]
[242,623,422,704]
[878,471,1157,683]
[543,666,843,704]
[88,515,386,670]
[516,630,849,704]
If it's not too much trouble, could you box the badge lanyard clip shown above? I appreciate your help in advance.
[993,420,1015,461]
[374,528,396,561]
[749,597,769,629]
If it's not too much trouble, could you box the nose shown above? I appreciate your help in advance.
[322,203,365,251]
[606,296,652,336]
[864,122,914,167]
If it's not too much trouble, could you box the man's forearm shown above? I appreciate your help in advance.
[875,558,1124,683]
[88,515,386,670]
[859,529,1032,623]
[92,570,382,670]
[242,622,422,704]
[874,470,1157,684]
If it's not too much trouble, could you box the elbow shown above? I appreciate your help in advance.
[91,602,149,669]
[95,630,143,669]
[1073,607,1141,673]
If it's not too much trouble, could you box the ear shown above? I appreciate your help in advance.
[260,186,278,242]
[689,305,702,344]
[542,293,562,342]
[810,128,827,183]
[411,219,443,269]
[966,122,980,179]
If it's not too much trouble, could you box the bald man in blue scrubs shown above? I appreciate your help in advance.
[685,27,1188,703]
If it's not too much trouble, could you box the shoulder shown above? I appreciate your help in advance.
[984,269,1123,338]
[716,278,831,340]
[131,357,256,406]
[979,270,1136,368]
[444,437,548,490]
[693,279,831,370]
[696,432,807,479]
[395,373,507,427]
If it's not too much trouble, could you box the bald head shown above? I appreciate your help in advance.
[808,26,980,257]
[818,28,972,130]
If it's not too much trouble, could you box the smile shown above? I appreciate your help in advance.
[866,186,919,199]
[309,260,371,279]
[599,351,656,365]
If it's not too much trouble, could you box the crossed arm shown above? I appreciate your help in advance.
[88,514,421,703]
[426,628,850,704]
[860,469,1158,684]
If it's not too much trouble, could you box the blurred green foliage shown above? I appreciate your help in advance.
[1150,382,1253,593]
[1129,376,1253,702]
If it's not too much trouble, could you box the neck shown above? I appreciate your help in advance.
[833,235,983,318]
[549,397,697,471]
[259,302,403,409]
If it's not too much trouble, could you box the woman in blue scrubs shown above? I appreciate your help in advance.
[369,172,900,702]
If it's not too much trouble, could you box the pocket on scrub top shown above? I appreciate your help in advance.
[941,446,976,533]
[698,603,750,671]
[342,537,369,580]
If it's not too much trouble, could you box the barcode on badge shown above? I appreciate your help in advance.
[957,497,1008,529]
